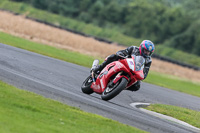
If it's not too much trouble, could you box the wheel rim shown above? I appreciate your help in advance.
[104,80,120,94]
[84,76,93,87]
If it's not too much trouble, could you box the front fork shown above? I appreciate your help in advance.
[113,72,123,83]
[91,71,96,82]
[112,72,129,85]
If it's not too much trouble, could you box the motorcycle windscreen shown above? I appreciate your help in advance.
[133,56,145,80]
[135,56,145,71]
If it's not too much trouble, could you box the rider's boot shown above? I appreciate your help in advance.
[92,60,108,74]
[92,54,118,75]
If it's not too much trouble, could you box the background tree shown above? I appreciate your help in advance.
[10,0,200,56]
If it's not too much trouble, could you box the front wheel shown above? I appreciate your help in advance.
[101,77,128,101]
[81,75,94,94]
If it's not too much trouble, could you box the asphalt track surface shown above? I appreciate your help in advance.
[0,43,200,133]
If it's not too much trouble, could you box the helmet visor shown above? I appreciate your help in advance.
[143,49,151,56]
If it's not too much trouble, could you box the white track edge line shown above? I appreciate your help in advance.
[130,102,200,132]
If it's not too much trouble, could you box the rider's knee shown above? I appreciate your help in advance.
[126,81,141,91]
[105,54,118,62]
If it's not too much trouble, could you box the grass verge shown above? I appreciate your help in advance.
[145,104,200,128]
[0,31,199,98]
[145,71,200,97]
[0,32,103,67]
[0,80,146,133]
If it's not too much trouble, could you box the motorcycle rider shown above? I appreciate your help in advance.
[92,40,155,91]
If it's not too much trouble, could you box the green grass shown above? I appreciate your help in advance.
[145,71,200,97]
[0,32,103,68]
[0,80,146,133]
[0,31,200,97]
[145,104,200,128]
[155,45,200,67]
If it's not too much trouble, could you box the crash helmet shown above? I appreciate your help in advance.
[139,40,155,58]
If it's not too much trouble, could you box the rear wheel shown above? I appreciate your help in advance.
[81,75,94,94]
[101,77,128,101]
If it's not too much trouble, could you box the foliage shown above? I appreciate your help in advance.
[9,0,200,57]
[165,20,200,56]
[155,45,200,67]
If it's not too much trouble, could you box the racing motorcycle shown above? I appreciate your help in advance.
[81,54,145,101]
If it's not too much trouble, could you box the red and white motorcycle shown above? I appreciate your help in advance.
[81,54,145,100]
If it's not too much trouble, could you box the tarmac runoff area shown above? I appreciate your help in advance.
[130,103,200,132]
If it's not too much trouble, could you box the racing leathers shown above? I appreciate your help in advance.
[93,46,152,91]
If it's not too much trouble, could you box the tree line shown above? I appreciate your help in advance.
[11,0,200,56]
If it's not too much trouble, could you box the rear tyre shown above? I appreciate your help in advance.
[101,77,128,101]
[81,75,94,94]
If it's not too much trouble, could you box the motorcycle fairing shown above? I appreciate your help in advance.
[91,61,130,93]
[90,55,145,94]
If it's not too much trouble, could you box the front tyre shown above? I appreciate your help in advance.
[81,75,94,94]
[101,77,128,101]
